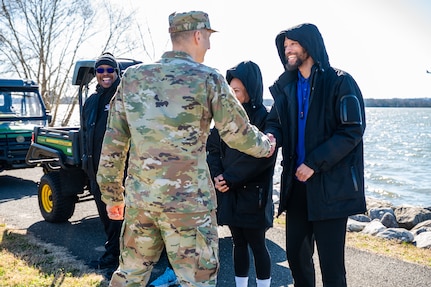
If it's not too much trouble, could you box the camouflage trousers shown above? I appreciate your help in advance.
[109,207,219,287]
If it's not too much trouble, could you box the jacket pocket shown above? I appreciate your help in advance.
[195,227,219,282]
[235,183,267,214]
[322,165,362,203]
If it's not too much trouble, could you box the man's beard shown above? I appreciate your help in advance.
[285,56,303,71]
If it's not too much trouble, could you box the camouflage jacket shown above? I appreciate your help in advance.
[97,51,271,213]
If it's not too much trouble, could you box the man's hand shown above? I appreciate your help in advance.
[106,203,125,220]
[295,163,315,182]
[266,133,277,158]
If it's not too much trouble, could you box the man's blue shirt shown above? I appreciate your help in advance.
[296,71,310,168]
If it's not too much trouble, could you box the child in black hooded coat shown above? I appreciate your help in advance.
[206,61,277,287]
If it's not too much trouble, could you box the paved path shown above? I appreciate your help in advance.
[1,168,431,286]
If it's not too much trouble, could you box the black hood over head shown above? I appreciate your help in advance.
[275,23,330,72]
[226,60,264,109]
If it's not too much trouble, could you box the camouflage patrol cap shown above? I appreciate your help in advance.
[168,11,217,33]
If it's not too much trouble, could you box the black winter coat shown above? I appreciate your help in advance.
[266,24,367,221]
[206,61,277,229]
[81,77,120,181]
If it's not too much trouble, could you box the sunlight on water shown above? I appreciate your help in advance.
[364,107,431,207]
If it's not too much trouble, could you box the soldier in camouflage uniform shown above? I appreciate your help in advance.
[97,10,276,287]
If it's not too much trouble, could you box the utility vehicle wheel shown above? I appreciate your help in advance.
[38,172,77,223]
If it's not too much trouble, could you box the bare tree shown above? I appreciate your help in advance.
[0,0,135,126]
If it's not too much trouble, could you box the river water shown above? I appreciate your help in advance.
[363,107,431,207]
[56,105,431,207]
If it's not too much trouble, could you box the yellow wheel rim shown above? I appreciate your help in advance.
[40,184,53,213]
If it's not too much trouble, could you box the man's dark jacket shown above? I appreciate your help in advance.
[207,61,277,228]
[265,23,367,221]
[81,77,120,181]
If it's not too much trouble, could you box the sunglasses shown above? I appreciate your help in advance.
[96,67,115,74]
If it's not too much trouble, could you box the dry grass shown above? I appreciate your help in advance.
[345,232,431,267]
[0,223,108,287]
[274,213,431,268]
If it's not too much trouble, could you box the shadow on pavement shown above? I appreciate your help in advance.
[27,215,172,283]
[28,215,106,264]
[0,175,38,202]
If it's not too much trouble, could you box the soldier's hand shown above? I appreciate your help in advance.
[106,203,125,220]
[266,133,276,158]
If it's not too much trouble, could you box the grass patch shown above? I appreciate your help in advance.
[345,232,431,267]
[0,223,108,287]
[274,213,431,268]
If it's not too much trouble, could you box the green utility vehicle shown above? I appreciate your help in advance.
[0,79,51,172]
[26,58,141,223]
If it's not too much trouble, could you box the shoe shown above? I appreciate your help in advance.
[88,253,119,270]
[103,266,116,281]
[148,267,179,287]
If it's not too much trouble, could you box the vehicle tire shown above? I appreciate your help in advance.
[38,172,77,223]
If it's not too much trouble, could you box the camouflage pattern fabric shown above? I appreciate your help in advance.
[168,11,217,33]
[109,208,218,286]
[97,51,271,212]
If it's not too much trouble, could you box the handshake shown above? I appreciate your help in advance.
[266,133,277,158]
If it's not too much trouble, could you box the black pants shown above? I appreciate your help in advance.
[90,179,123,259]
[229,225,271,279]
[286,180,347,287]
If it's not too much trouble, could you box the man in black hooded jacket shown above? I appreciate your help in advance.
[265,24,366,287]
[82,52,123,275]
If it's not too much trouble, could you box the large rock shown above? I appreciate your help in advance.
[394,206,431,230]
[369,208,395,221]
[366,197,393,211]
[380,212,399,228]
[349,214,371,223]
[410,219,431,236]
[413,231,431,249]
[347,218,367,232]
[411,219,431,230]
[376,228,414,243]
[362,220,386,236]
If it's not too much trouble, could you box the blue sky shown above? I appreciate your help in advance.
[101,0,431,99]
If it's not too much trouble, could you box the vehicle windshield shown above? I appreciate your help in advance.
[0,90,44,118]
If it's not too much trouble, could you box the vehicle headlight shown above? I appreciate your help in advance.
[16,135,25,143]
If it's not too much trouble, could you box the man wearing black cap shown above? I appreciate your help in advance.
[82,52,122,277]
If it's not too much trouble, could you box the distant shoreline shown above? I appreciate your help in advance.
[262,98,431,108]
[364,98,431,107]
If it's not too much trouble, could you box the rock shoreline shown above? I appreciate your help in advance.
[272,182,431,249]
[348,197,431,249]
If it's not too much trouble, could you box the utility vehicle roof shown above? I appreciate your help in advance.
[72,58,142,86]
[0,79,38,88]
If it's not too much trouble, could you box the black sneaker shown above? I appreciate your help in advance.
[89,253,119,270]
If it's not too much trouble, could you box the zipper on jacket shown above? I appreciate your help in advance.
[308,66,319,106]
[258,186,263,208]
[351,166,359,191]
